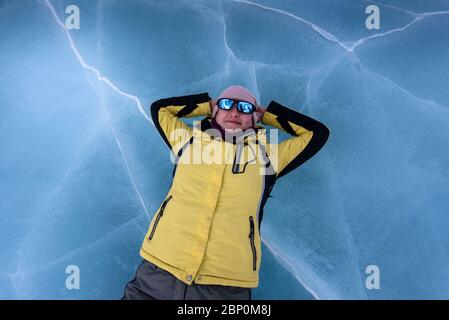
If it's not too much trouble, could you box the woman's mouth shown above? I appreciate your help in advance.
[225,120,241,125]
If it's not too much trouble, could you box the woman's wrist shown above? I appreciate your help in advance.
[257,104,266,122]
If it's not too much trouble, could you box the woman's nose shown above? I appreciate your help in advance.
[229,105,239,117]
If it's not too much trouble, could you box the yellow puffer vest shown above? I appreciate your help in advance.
[140,92,330,288]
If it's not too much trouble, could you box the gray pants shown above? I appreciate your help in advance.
[122,260,252,300]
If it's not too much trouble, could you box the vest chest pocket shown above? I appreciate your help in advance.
[248,216,257,271]
[148,195,173,240]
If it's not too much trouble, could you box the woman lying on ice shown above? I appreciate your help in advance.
[122,85,330,300]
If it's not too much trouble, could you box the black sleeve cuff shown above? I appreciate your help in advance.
[156,92,211,108]
[266,100,330,135]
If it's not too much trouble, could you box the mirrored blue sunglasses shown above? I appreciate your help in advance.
[217,98,256,114]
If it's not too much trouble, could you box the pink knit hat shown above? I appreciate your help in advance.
[212,85,259,127]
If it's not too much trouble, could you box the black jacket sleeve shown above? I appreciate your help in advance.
[262,100,330,178]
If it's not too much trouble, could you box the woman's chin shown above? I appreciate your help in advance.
[223,126,242,133]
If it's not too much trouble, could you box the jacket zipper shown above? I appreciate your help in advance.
[249,216,257,271]
[148,195,173,240]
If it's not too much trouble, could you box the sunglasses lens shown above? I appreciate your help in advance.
[218,98,234,110]
[238,101,255,114]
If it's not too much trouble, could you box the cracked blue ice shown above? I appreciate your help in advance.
[0,0,449,299]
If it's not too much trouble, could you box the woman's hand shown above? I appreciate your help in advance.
[256,104,266,122]
[209,99,217,112]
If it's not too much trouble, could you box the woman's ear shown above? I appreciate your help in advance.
[212,105,218,118]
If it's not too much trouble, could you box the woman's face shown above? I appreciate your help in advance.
[214,98,255,132]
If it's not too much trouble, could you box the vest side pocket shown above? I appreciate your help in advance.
[248,216,257,271]
[148,194,173,240]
